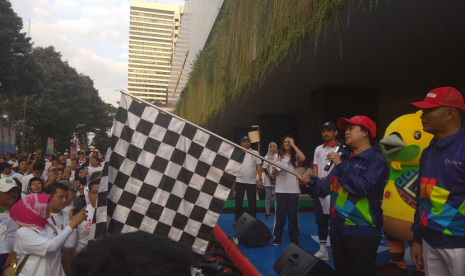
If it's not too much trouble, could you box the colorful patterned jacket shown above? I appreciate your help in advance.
[412,127,465,248]
[311,146,389,237]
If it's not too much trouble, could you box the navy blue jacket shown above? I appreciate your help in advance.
[412,127,465,248]
[311,146,389,237]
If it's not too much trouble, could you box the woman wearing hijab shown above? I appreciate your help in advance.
[27,177,45,194]
[262,142,278,220]
[298,115,389,276]
[9,194,86,276]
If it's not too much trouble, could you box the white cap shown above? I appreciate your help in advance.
[0,178,20,192]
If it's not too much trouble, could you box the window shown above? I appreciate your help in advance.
[130,7,174,15]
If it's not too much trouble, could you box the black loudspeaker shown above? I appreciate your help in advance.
[273,243,336,276]
[233,212,271,247]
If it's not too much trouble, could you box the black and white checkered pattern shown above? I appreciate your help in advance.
[89,94,244,265]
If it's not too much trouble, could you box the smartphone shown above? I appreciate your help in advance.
[73,198,87,213]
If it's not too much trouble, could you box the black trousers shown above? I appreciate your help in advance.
[314,196,330,242]
[234,182,257,221]
[273,193,300,242]
[330,230,381,276]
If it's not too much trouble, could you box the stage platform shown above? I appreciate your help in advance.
[216,212,415,276]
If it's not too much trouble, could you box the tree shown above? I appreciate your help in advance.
[0,2,115,155]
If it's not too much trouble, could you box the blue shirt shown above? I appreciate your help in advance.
[412,127,465,248]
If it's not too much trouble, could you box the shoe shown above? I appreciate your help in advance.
[264,214,270,220]
[291,239,299,245]
[272,238,281,246]
[314,249,330,261]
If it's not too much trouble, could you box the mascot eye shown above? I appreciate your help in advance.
[414,131,421,140]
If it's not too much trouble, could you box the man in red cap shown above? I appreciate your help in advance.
[409,87,465,276]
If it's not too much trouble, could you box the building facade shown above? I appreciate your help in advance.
[128,1,183,107]
[167,0,224,109]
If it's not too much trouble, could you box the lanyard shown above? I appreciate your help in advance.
[50,212,64,230]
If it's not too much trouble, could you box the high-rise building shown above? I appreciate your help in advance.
[128,1,183,107]
[168,0,224,109]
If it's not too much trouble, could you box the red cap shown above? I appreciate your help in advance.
[337,116,377,138]
[410,87,465,110]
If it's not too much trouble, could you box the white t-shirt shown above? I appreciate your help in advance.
[76,204,95,253]
[274,154,300,194]
[14,225,76,276]
[48,210,70,231]
[0,223,8,254]
[262,159,277,187]
[63,202,74,214]
[0,212,19,254]
[313,143,339,214]
[8,160,18,168]
[11,172,25,182]
[0,172,13,179]
[236,150,262,184]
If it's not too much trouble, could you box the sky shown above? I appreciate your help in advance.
[10,0,185,106]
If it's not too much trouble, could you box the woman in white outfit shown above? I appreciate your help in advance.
[9,193,86,276]
[262,142,278,220]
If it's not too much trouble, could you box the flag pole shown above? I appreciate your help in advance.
[119,90,302,178]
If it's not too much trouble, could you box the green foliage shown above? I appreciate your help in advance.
[0,0,34,99]
[174,0,372,124]
[0,0,115,154]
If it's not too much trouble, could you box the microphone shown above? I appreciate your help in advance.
[324,142,343,171]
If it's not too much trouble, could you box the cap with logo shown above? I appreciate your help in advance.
[0,178,20,192]
[241,136,251,142]
[410,87,465,110]
[337,115,377,138]
[321,122,337,131]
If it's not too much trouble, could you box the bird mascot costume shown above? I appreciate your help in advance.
[376,111,432,276]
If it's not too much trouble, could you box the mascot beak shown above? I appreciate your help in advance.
[380,132,406,153]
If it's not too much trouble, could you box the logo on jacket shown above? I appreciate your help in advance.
[444,159,462,165]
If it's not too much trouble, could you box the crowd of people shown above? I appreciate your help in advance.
[0,150,104,275]
[233,87,465,276]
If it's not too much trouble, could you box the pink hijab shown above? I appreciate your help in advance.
[10,194,51,228]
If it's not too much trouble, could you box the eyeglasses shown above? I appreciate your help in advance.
[48,168,58,172]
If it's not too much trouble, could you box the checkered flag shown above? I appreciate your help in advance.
[89,94,245,265]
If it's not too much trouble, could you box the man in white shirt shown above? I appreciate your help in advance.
[69,159,81,182]
[7,155,18,170]
[76,179,99,253]
[46,182,77,275]
[0,178,21,263]
[10,160,28,181]
[0,163,13,179]
[312,122,339,261]
[234,136,263,222]
[87,157,103,184]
